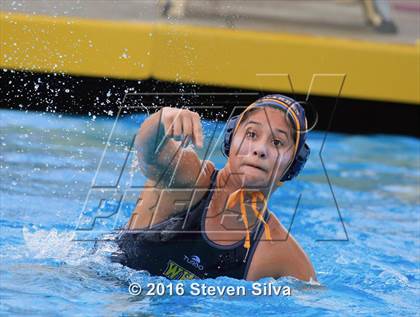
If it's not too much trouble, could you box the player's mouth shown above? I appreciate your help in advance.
[242,162,267,173]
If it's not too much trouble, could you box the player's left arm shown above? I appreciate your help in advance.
[246,214,317,282]
[273,233,317,282]
[263,214,317,282]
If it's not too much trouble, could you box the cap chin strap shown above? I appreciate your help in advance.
[227,189,272,262]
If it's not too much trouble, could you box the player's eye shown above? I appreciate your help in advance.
[272,139,284,147]
[246,130,256,139]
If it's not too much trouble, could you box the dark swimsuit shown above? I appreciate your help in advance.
[111,169,271,280]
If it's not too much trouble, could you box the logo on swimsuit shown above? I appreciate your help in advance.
[184,255,204,270]
[162,260,199,280]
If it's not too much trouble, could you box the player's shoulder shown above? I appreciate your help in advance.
[266,211,289,242]
[262,211,303,259]
[195,159,216,188]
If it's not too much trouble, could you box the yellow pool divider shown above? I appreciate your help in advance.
[1,12,419,104]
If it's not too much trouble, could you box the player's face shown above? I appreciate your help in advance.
[228,107,295,188]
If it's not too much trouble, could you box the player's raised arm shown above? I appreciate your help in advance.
[135,107,204,187]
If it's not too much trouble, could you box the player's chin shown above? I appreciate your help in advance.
[242,174,272,188]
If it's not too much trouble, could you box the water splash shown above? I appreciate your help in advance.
[23,226,90,265]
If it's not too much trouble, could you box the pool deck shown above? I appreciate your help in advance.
[1,0,418,44]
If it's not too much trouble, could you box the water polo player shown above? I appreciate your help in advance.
[112,94,317,282]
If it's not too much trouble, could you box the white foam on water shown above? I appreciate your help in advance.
[22,227,91,265]
[20,226,149,284]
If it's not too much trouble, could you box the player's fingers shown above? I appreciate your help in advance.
[172,116,183,137]
[191,112,203,148]
[161,113,174,137]
[160,108,174,137]
[181,113,193,140]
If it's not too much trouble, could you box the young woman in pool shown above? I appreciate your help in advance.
[112,94,316,282]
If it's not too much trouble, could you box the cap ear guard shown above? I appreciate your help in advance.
[280,142,310,181]
[222,115,240,158]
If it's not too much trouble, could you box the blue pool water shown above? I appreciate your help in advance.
[1,109,419,316]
